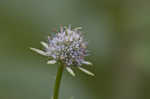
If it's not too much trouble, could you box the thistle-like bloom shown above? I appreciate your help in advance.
[30,25,94,76]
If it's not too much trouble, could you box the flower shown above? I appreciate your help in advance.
[30,25,94,76]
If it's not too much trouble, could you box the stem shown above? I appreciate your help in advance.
[53,63,64,99]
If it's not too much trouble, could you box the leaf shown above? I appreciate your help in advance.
[78,67,95,76]
[66,67,76,76]
[82,61,92,65]
[30,47,47,56]
[40,41,48,49]
[47,60,57,64]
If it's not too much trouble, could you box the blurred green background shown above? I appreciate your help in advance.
[0,0,150,99]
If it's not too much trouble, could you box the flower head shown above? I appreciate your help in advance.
[30,25,94,76]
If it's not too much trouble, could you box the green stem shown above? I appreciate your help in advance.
[53,63,64,99]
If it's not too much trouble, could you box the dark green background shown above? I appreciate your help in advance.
[0,0,150,99]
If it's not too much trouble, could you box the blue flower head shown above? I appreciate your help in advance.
[31,25,94,76]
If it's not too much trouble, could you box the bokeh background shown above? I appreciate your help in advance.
[0,0,150,99]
